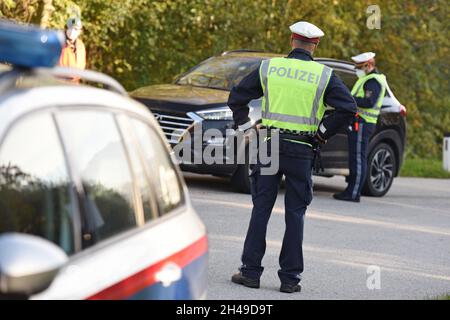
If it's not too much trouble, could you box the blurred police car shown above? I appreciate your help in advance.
[0,20,207,300]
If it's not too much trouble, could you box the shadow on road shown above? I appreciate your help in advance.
[183,172,346,195]
[312,180,345,194]
[183,173,235,193]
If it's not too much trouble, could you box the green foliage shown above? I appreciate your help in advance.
[1,0,449,158]
[400,157,450,178]
[0,0,40,23]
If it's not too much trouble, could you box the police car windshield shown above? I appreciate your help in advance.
[176,56,262,91]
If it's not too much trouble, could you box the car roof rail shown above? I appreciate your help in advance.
[0,66,127,96]
[39,67,127,95]
[221,49,265,56]
[315,57,355,66]
[0,68,22,94]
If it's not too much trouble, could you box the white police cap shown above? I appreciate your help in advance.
[289,21,324,43]
[351,52,376,63]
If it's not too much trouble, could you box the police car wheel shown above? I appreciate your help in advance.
[362,143,396,197]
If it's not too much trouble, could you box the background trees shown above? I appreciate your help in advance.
[1,0,448,159]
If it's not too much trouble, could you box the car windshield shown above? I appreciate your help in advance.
[176,56,262,91]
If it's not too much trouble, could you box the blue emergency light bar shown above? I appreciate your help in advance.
[0,19,64,68]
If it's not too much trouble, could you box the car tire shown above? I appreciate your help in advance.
[362,142,397,197]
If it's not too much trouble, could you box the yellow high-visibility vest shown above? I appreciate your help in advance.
[259,57,332,134]
[351,73,386,124]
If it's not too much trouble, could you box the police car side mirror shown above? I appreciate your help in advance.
[0,233,68,299]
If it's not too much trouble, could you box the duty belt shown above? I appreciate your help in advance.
[261,126,315,145]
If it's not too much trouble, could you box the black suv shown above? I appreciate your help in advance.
[131,50,407,197]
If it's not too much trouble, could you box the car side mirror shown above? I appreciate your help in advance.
[0,233,68,298]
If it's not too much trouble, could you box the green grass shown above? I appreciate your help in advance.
[400,158,450,179]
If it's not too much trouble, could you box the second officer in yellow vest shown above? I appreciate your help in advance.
[333,52,387,202]
[228,21,357,293]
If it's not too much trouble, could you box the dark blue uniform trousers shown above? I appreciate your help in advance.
[240,139,313,285]
[343,121,376,199]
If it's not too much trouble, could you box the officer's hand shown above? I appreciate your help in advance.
[237,120,253,133]
[314,131,327,145]
[228,119,253,138]
[232,117,253,132]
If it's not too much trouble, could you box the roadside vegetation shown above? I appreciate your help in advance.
[400,158,450,179]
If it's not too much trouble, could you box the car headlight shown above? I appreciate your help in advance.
[196,106,253,121]
[196,107,234,120]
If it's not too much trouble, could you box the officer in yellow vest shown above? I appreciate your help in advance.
[228,21,357,293]
[333,52,387,202]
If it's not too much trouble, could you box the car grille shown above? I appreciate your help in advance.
[152,111,195,144]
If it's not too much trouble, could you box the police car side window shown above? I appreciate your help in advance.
[130,119,184,216]
[56,110,137,245]
[0,113,75,254]
[115,115,158,223]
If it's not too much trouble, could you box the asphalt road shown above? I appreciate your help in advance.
[184,173,450,300]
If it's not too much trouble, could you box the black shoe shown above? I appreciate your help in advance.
[231,272,260,289]
[280,283,301,293]
[333,192,360,203]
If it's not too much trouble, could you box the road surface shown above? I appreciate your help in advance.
[184,173,450,300]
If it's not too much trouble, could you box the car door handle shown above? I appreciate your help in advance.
[155,262,182,287]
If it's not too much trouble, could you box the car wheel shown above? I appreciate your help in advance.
[362,142,397,197]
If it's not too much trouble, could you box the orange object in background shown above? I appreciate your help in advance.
[354,112,359,132]
[58,39,86,83]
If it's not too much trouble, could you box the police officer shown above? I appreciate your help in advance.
[228,21,357,293]
[333,52,387,202]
